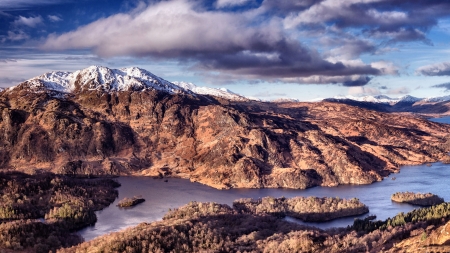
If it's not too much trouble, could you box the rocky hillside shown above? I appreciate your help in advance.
[1,66,450,189]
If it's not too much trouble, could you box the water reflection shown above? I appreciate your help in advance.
[79,162,450,241]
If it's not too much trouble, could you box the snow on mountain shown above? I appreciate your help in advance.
[329,95,422,104]
[422,95,450,103]
[173,81,249,101]
[271,98,300,103]
[396,95,422,103]
[14,66,192,95]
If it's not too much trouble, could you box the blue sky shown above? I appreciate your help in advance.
[1,0,450,101]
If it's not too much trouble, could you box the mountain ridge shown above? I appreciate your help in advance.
[1,66,450,189]
[323,94,450,115]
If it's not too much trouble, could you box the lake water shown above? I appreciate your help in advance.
[78,116,450,241]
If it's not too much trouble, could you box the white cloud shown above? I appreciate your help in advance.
[1,30,30,42]
[42,0,273,56]
[348,86,381,96]
[48,15,62,22]
[370,61,399,75]
[416,62,450,76]
[13,16,43,27]
[386,86,409,94]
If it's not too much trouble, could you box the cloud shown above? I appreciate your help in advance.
[1,30,29,42]
[417,62,450,76]
[432,82,450,92]
[369,27,433,46]
[370,61,399,75]
[323,37,376,59]
[0,0,69,9]
[48,15,62,22]
[342,76,371,87]
[0,11,12,17]
[386,86,410,94]
[0,77,26,86]
[348,86,381,96]
[253,91,287,97]
[42,0,387,85]
[64,56,104,62]
[216,0,253,8]
[0,59,18,63]
[282,0,450,44]
[13,16,43,27]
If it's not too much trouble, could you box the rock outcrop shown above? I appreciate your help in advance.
[233,196,368,221]
[1,67,450,189]
[391,192,445,206]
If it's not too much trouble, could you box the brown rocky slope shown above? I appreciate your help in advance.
[1,76,450,190]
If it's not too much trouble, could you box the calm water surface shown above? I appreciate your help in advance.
[78,117,450,241]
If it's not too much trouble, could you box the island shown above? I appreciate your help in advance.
[117,196,146,208]
[391,192,444,206]
[233,196,369,222]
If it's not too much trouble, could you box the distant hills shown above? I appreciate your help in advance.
[322,95,450,115]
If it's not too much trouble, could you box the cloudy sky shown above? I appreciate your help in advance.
[1,0,450,100]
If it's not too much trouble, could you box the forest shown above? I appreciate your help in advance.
[0,171,119,252]
[233,196,369,221]
[60,200,450,252]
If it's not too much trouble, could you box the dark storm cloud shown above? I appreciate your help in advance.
[284,0,450,44]
[260,0,324,14]
[194,38,381,78]
[417,62,450,76]
[342,76,372,87]
[368,27,433,46]
[432,82,450,92]
[41,0,385,85]
[322,37,377,59]
[37,0,450,85]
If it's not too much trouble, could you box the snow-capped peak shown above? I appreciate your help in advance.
[14,66,192,95]
[396,95,421,103]
[173,81,249,101]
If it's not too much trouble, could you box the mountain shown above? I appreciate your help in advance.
[172,81,250,101]
[325,94,450,115]
[14,66,192,95]
[270,98,301,103]
[1,66,450,189]
[328,95,422,104]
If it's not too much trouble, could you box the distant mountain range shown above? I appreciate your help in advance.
[322,95,450,115]
[326,94,450,104]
